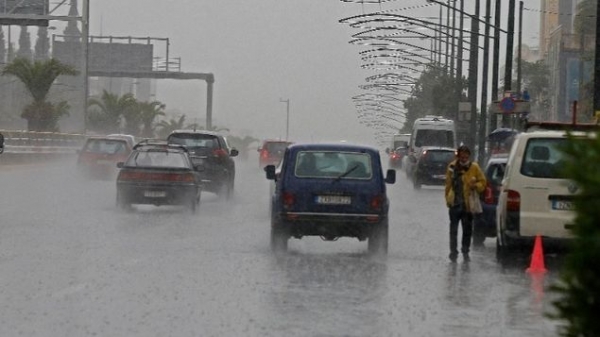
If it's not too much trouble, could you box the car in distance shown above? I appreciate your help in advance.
[116,141,202,212]
[265,143,396,255]
[258,139,293,169]
[404,116,456,179]
[166,130,238,200]
[77,136,133,179]
[410,147,456,189]
[472,154,508,246]
[387,146,408,170]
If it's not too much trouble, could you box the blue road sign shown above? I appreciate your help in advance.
[499,97,516,113]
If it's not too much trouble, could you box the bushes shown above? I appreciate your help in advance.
[550,132,600,337]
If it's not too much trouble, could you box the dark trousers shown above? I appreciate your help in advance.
[449,206,473,257]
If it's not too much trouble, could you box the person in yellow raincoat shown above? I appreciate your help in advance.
[445,145,487,262]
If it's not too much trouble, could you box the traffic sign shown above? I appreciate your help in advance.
[499,97,517,113]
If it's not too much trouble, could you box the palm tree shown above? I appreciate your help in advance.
[1,57,78,131]
[122,104,142,136]
[226,134,260,160]
[87,90,137,134]
[138,101,166,138]
[197,124,230,133]
[156,115,188,138]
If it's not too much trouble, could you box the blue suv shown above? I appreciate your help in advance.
[265,143,396,254]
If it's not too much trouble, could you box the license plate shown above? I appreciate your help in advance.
[552,200,574,211]
[144,191,166,198]
[191,157,205,165]
[316,195,351,205]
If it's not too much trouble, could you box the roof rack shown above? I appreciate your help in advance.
[525,121,600,132]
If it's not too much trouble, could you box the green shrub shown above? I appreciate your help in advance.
[549,131,600,337]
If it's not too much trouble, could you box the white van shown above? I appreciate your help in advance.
[404,116,456,176]
[391,133,411,152]
[496,126,586,259]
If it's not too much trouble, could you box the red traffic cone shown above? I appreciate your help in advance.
[526,235,547,273]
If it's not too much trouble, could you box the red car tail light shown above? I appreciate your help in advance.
[282,191,295,209]
[118,171,144,181]
[390,153,399,160]
[370,194,384,211]
[261,150,270,159]
[483,182,494,204]
[506,189,520,212]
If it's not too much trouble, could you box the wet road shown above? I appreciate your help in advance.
[0,157,562,336]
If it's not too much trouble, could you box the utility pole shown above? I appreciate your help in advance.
[516,1,523,97]
[594,0,600,118]
[468,0,480,151]
[503,0,516,127]
[280,98,290,141]
[479,0,492,165]
[438,5,444,65]
[455,0,465,123]
[491,0,501,130]
[445,0,451,70]
[82,0,90,134]
[450,0,457,77]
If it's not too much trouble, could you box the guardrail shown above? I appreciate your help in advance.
[0,130,87,165]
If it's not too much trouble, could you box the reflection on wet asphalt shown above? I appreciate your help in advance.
[0,160,563,336]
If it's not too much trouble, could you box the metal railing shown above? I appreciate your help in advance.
[0,130,86,155]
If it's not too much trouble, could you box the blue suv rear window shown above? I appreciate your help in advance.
[294,151,372,179]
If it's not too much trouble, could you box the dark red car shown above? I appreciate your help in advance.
[387,146,408,169]
[258,140,293,169]
[77,136,134,179]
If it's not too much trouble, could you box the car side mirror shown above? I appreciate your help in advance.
[230,148,239,157]
[265,165,277,180]
[116,162,124,168]
[385,169,396,184]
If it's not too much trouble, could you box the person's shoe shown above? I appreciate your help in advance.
[463,253,470,262]
[449,253,458,263]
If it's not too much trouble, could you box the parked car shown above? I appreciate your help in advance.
[166,130,238,200]
[106,134,137,148]
[258,139,293,169]
[115,141,202,212]
[472,154,508,246]
[387,146,407,169]
[265,143,396,255]
[411,147,456,189]
[77,136,134,179]
[496,125,587,260]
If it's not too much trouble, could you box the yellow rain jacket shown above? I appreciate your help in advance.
[445,159,487,212]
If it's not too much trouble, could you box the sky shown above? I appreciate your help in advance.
[3,0,541,147]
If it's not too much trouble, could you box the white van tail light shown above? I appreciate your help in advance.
[506,189,520,212]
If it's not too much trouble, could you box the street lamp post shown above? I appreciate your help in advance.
[82,0,90,134]
[467,0,480,151]
[479,0,492,165]
[280,98,290,140]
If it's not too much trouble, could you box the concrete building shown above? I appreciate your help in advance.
[539,0,593,122]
